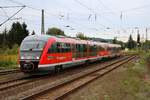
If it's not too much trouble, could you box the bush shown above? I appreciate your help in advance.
[0,44,19,55]
[0,45,19,69]
[0,54,18,69]
[144,52,150,71]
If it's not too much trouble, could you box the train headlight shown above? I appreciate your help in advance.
[36,57,39,59]
[21,56,24,59]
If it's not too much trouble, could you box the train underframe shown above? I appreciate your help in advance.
[20,54,121,74]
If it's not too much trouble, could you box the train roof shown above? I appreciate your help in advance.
[23,34,53,42]
[23,34,121,48]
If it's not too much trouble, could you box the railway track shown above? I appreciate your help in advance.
[12,55,135,100]
[0,69,20,76]
[0,55,137,100]
[0,56,122,92]
[24,55,136,100]
[0,71,30,85]
[0,76,41,91]
[0,68,31,86]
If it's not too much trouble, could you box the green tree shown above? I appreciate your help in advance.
[112,37,117,44]
[76,32,88,40]
[127,34,137,49]
[21,22,29,40]
[3,28,7,43]
[7,22,29,48]
[0,28,7,46]
[46,27,65,36]
[137,33,141,47]
[0,33,3,46]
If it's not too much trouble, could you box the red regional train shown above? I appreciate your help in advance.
[19,35,121,73]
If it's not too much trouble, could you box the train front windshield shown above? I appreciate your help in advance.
[20,41,46,60]
[20,41,45,51]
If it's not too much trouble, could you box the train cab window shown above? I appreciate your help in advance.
[20,40,46,51]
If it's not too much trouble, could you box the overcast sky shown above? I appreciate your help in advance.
[0,0,150,41]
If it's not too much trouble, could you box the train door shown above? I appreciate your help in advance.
[47,42,58,64]
[56,42,65,63]
[72,44,76,60]
[56,42,72,63]
[75,44,79,59]
[87,42,90,58]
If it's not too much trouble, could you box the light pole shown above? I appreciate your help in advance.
[41,9,45,34]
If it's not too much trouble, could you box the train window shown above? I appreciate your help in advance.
[64,43,67,52]
[65,43,68,52]
[58,42,64,53]
[73,43,88,58]
[61,43,67,53]
[67,43,71,52]
[89,45,97,56]
[82,44,87,57]
[83,44,87,52]
[57,43,61,53]
[48,43,57,53]
[66,43,71,52]
[108,47,112,51]
[57,43,60,47]
[99,46,104,51]
[79,44,83,52]
[75,44,80,58]
[57,43,71,53]
[94,45,97,51]
[76,44,79,52]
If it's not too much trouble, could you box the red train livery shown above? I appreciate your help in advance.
[19,35,121,73]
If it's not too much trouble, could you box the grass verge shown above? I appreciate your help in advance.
[64,52,150,100]
[0,54,18,70]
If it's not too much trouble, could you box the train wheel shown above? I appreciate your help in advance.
[85,60,90,65]
[55,65,63,73]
